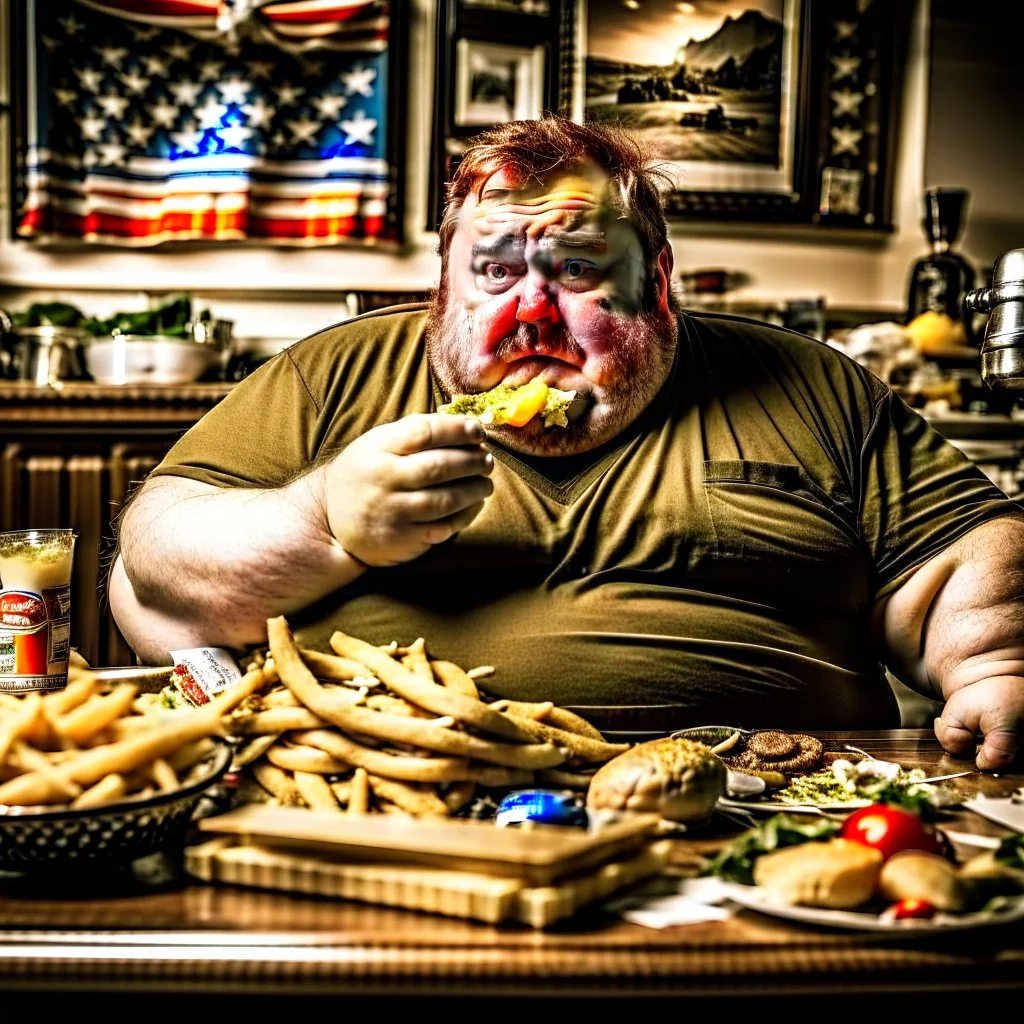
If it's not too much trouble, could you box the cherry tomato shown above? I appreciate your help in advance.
[890,898,936,920]
[839,804,940,861]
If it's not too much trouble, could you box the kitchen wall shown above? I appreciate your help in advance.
[0,0,933,339]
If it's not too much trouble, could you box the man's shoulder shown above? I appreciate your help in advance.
[682,309,885,401]
[289,303,429,359]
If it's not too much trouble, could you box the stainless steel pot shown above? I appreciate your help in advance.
[6,326,90,385]
[0,310,12,379]
[84,334,221,385]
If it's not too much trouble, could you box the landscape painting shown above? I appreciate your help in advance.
[581,0,798,191]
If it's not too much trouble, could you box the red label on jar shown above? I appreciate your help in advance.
[0,591,47,629]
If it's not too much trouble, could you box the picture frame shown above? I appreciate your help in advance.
[553,0,911,227]
[453,39,547,128]
[428,0,559,231]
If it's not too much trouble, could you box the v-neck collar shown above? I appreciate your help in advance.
[429,326,682,507]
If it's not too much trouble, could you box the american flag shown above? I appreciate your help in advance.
[17,0,397,246]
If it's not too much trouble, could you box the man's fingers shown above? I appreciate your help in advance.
[403,478,494,523]
[977,727,1019,771]
[936,677,1024,770]
[422,502,487,545]
[392,446,493,489]
[377,414,484,456]
[933,714,976,756]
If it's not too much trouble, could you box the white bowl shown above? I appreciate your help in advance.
[84,335,220,385]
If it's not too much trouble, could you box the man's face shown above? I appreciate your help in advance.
[427,160,677,456]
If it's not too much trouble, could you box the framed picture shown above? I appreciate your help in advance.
[454,40,546,128]
[428,0,559,230]
[555,0,911,226]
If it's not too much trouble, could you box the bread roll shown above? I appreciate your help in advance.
[752,838,883,909]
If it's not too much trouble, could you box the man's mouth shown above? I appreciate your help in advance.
[502,354,584,384]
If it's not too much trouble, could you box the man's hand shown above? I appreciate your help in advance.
[935,674,1024,770]
[322,414,494,568]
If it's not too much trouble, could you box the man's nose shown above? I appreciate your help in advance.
[516,275,561,325]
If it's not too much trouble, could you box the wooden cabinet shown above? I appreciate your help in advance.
[0,383,231,666]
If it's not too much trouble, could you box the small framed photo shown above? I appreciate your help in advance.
[453,39,546,128]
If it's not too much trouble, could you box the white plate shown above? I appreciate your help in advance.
[722,883,1024,933]
[718,796,872,815]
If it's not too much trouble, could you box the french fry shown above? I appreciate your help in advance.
[490,699,554,721]
[207,665,270,716]
[367,774,449,817]
[232,733,280,770]
[298,648,375,686]
[54,684,138,746]
[262,688,302,709]
[400,638,434,681]
[466,665,495,680]
[328,630,532,742]
[150,758,179,793]
[266,743,348,775]
[167,737,216,774]
[442,781,476,813]
[10,742,82,801]
[43,675,97,716]
[294,770,342,812]
[498,713,628,764]
[329,779,351,806]
[230,707,325,734]
[430,660,480,700]
[71,773,126,810]
[365,694,437,719]
[541,706,605,742]
[252,761,303,806]
[348,767,370,814]
[0,704,222,806]
[0,693,43,764]
[537,768,597,790]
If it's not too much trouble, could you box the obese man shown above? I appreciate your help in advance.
[110,117,1024,769]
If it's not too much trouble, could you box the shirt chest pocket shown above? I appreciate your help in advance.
[700,460,868,608]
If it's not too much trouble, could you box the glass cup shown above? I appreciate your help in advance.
[0,529,77,692]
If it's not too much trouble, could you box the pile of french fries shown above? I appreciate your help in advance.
[0,656,239,812]
[226,616,630,817]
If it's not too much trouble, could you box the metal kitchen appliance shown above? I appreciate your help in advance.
[967,249,1024,388]
[2,324,90,385]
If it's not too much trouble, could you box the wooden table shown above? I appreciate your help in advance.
[0,731,1022,1001]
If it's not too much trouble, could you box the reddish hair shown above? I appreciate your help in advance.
[437,117,671,281]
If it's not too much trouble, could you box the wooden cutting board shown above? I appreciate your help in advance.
[198,805,661,885]
[186,836,672,928]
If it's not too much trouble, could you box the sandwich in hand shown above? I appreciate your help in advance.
[439,375,577,428]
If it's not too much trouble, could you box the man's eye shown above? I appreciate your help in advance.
[485,264,509,281]
[562,259,596,281]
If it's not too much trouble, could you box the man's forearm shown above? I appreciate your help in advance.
[112,470,365,660]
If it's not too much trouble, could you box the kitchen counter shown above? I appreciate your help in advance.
[0,731,1021,1001]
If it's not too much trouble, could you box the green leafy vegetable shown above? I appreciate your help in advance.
[995,834,1024,870]
[705,814,839,884]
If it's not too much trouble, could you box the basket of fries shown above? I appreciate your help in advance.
[0,666,236,869]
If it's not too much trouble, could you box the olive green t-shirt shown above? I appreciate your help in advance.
[152,304,1019,734]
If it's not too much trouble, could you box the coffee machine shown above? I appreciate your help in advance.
[967,249,1024,388]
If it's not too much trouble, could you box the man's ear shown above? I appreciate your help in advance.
[654,244,675,315]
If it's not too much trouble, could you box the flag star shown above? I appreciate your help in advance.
[143,55,169,77]
[271,132,286,147]
[831,88,864,117]
[341,110,377,146]
[285,116,321,145]
[277,83,303,107]
[131,25,159,41]
[55,88,78,107]
[59,13,83,35]
[75,67,104,93]
[83,148,99,169]
[220,123,253,150]
[80,113,107,142]
[242,97,275,129]
[314,94,348,120]
[833,20,857,40]
[96,142,127,166]
[830,54,861,81]
[169,80,203,106]
[170,122,204,154]
[150,99,179,128]
[97,45,127,69]
[341,65,376,97]
[41,35,60,52]
[121,70,150,95]
[217,78,252,105]
[124,117,154,147]
[198,60,224,82]
[196,96,228,130]
[97,91,130,120]
[165,40,193,62]
[247,60,274,80]
[831,125,863,155]
[302,59,325,78]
